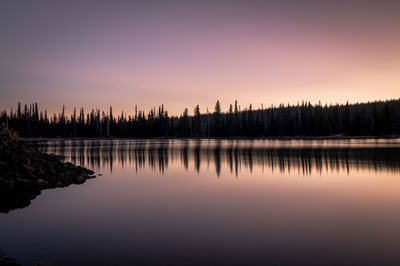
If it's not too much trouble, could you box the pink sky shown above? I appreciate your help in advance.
[1,0,399,116]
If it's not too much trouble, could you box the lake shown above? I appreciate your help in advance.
[1,139,400,265]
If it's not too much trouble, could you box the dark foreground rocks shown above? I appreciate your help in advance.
[0,133,95,213]
[0,250,20,266]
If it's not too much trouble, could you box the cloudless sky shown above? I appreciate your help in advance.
[1,0,399,116]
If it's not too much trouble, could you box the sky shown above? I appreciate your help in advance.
[1,0,400,116]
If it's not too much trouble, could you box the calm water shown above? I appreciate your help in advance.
[1,139,400,265]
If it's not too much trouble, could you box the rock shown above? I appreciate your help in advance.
[0,133,95,213]
[0,250,21,266]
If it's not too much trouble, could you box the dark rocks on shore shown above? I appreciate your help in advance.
[0,133,95,213]
[0,256,20,266]
[0,249,20,266]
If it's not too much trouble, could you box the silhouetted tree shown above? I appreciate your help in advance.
[212,100,222,137]
[2,99,399,139]
[193,105,202,137]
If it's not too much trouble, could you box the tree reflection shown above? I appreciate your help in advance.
[39,140,400,176]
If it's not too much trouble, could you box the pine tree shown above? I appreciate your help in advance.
[213,100,222,137]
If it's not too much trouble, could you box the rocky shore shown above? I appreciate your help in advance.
[0,133,95,213]
[0,249,20,266]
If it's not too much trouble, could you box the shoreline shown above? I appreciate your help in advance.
[0,135,96,213]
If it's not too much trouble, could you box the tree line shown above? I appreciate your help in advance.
[1,99,399,138]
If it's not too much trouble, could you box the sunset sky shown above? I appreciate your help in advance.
[1,0,400,116]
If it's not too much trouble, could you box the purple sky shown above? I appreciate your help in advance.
[1,0,400,116]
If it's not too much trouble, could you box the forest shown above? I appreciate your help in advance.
[1,99,399,138]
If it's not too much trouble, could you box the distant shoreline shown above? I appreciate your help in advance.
[20,135,400,142]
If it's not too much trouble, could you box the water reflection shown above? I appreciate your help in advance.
[3,139,400,266]
[37,139,400,176]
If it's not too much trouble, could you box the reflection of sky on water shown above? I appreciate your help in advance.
[2,139,400,266]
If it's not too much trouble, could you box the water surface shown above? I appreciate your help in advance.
[1,139,400,265]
